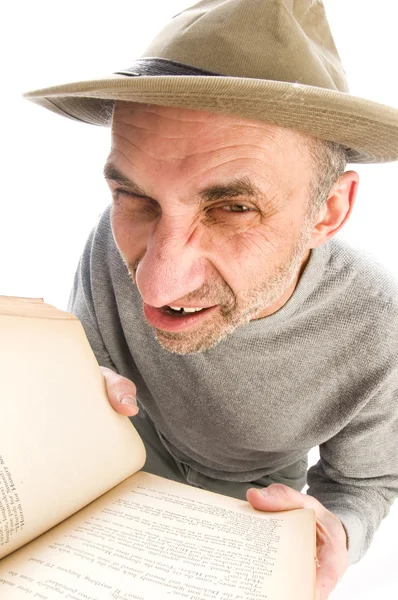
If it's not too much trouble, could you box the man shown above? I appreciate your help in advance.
[25,1,398,598]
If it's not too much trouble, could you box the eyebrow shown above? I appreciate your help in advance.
[200,178,264,203]
[103,162,149,197]
[103,161,265,204]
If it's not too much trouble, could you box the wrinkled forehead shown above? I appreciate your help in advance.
[111,101,315,152]
[109,102,319,204]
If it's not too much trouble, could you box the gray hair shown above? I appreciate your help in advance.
[307,139,348,219]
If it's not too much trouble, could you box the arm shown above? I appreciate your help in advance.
[248,368,398,599]
[306,379,398,565]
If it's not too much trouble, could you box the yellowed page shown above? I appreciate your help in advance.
[0,297,44,305]
[0,313,146,559]
[0,296,72,319]
[0,472,316,600]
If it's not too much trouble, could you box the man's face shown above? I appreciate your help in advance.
[106,102,319,354]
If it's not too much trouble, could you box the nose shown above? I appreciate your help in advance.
[134,218,207,307]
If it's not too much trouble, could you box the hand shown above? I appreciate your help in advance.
[246,484,348,600]
[100,366,139,416]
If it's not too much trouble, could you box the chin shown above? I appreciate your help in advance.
[152,315,249,355]
[153,331,225,355]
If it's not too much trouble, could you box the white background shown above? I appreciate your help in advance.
[1,1,397,596]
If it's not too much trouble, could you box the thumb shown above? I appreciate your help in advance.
[100,366,139,417]
[247,483,318,512]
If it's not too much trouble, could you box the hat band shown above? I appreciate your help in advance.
[115,57,223,78]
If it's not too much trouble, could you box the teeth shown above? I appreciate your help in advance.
[169,306,204,313]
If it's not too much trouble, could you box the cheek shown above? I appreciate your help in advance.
[110,206,153,261]
[206,215,302,293]
[201,227,278,292]
[207,220,285,268]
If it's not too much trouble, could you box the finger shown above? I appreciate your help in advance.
[247,485,347,555]
[247,485,348,600]
[100,366,139,416]
[247,483,321,513]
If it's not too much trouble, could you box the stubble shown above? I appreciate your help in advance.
[147,223,313,355]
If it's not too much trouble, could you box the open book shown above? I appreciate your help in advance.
[0,296,316,600]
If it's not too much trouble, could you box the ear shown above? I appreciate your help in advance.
[309,170,359,249]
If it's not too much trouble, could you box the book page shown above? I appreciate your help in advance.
[0,472,316,600]
[0,296,73,319]
[0,311,146,559]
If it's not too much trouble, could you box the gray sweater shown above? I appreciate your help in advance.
[68,206,398,565]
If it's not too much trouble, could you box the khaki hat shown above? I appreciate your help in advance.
[24,0,398,163]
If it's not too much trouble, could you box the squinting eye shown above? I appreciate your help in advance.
[114,189,145,199]
[222,204,253,213]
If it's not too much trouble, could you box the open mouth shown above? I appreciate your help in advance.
[162,305,208,316]
[143,303,217,332]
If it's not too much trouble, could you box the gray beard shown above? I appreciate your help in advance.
[152,231,311,355]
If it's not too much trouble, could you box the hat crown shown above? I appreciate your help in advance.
[142,0,349,92]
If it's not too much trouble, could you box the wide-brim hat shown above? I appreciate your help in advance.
[24,0,398,164]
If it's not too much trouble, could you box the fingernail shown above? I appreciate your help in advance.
[120,395,137,408]
[256,488,268,497]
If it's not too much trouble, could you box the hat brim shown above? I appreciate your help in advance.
[24,74,398,164]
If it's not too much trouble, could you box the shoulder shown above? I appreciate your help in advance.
[326,237,398,305]
[321,237,398,342]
